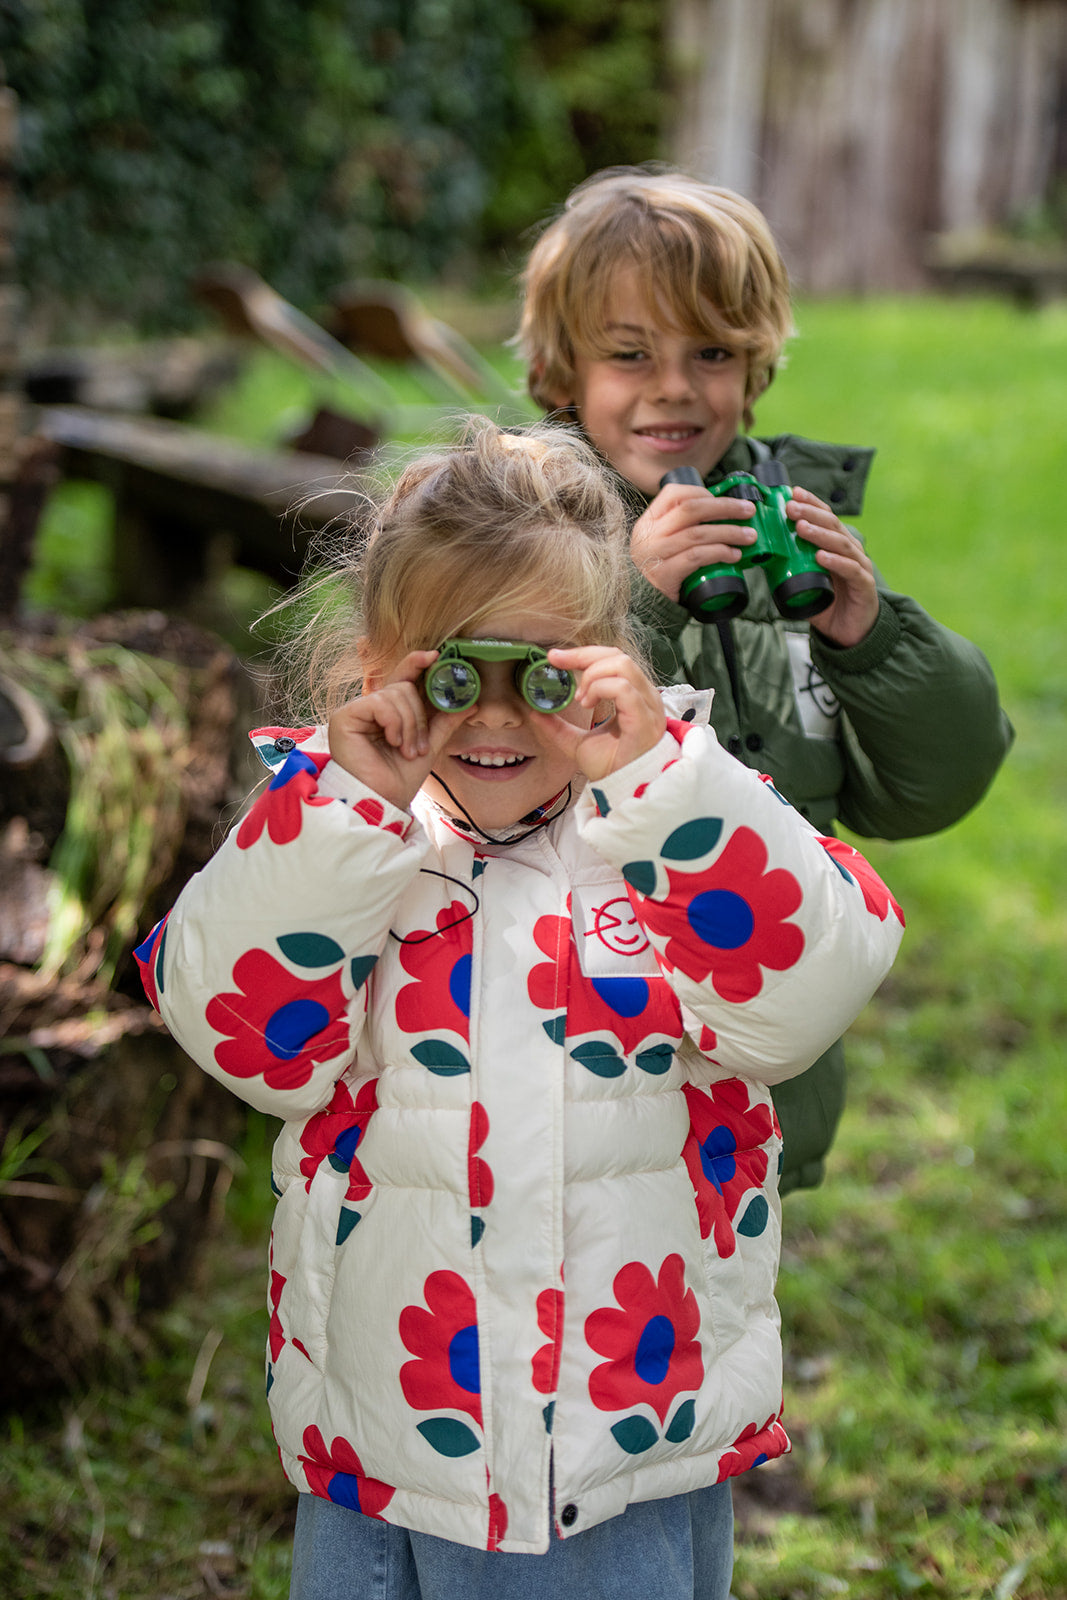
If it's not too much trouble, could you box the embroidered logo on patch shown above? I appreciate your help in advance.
[572,885,658,979]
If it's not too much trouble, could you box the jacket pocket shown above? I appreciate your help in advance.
[272,1155,349,1374]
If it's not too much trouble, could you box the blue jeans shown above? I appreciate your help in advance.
[289,1482,734,1600]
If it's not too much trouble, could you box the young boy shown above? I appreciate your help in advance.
[516,165,1013,1194]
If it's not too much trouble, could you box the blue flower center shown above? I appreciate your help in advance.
[448,1323,481,1394]
[450,954,472,1018]
[264,998,329,1059]
[688,889,754,950]
[700,1126,737,1192]
[591,977,650,1018]
[634,1315,676,1386]
[334,1124,362,1166]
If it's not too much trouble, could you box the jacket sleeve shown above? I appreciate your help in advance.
[812,588,1014,838]
[581,720,904,1086]
[134,747,429,1120]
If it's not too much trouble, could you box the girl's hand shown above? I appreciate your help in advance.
[788,486,879,648]
[328,650,454,812]
[538,647,666,781]
[631,481,757,603]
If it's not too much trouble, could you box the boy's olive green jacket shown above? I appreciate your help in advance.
[632,433,1014,1193]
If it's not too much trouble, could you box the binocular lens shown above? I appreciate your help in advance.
[426,660,480,711]
[524,663,574,712]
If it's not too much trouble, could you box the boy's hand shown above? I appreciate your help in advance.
[538,647,666,781]
[631,481,756,603]
[328,650,455,812]
[788,486,879,647]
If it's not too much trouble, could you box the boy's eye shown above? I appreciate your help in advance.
[698,346,733,363]
[610,347,648,362]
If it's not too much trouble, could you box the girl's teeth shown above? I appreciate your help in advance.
[460,754,524,767]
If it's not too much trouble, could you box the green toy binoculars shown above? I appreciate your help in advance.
[661,464,833,622]
[424,638,576,714]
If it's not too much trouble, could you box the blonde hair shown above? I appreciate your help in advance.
[517,165,794,428]
[275,417,642,723]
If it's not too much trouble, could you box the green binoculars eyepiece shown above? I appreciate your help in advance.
[424,639,576,714]
[661,464,834,623]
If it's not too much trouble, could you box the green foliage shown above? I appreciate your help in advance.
[3,0,666,334]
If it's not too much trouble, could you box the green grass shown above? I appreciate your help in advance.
[9,294,1067,1597]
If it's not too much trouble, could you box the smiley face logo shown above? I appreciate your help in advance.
[587,897,651,957]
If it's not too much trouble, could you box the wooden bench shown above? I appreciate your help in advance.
[925,238,1067,309]
[35,405,369,609]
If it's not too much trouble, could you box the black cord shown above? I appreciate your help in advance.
[389,870,480,944]
[427,769,573,846]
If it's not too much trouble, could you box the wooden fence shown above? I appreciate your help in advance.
[669,0,1067,291]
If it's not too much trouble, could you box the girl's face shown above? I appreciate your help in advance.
[420,606,596,834]
[549,269,750,497]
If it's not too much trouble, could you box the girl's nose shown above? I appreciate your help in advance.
[468,663,523,725]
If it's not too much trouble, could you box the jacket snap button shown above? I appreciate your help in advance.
[726,735,743,757]
[745,733,764,752]
[829,488,846,505]
[273,736,296,753]
[560,1503,578,1527]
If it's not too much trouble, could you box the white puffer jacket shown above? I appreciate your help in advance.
[137,695,903,1554]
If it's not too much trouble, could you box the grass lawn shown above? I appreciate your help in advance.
[7,294,1066,1598]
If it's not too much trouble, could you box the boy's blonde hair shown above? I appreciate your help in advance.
[278,418,641,723]
[517,165,793,428]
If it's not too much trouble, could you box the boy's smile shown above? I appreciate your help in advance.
[551,272,749,498]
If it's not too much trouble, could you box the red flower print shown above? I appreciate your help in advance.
[299,1425,395,1517]
[635,826,804,1003]
[353,795,407,837]
[817,836,905,926]
[715,1415,789,1482]
[396,903,473,1044]
[487,1491,508,1551]
[586,1255,704,1425]
[268,1265,286,1362]
[532,1287,564,1396]
[400,1271,482,1427]
[527,914,683,1061]
[468,1102,494,1210]
[299,1077,379,1202]
[206,947,349,1091]
[237,748,332,850]
[682,1081,774,1257]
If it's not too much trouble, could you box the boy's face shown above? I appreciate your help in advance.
[549,272,750,498]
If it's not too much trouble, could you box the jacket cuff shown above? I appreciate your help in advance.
[315,759,415,834]
[631,568,692,636]
[587,728,683,816]
[811,593,902,677]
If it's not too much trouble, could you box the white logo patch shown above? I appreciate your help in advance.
[571,884,660,979]
[786,632,840,740]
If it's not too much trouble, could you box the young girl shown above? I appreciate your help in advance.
[136,420,903,1600]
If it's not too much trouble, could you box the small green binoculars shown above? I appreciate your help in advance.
[662,463,833,622]
[424,638,576,714]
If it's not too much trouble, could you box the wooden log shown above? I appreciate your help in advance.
[34,405,369,607]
